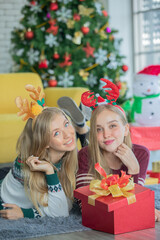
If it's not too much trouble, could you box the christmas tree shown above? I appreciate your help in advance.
[11,0,129,105]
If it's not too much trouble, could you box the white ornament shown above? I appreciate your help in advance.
[58,72,74,87]
[94,48,108,66]
[56,7,72,23]
[131,73,160,126]
[94,2,102,15]
[45,34,58,47]
[27,48,39,65]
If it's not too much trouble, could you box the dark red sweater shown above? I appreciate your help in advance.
[76,144,150,189]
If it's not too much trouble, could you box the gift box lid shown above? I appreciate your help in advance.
[74,183,154,212]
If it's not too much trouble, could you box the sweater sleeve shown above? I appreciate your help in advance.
[132,144,150,186]
[76,146,94,189]
[16,172,71,219]
[1,158,71,218]
[38,172,72,218]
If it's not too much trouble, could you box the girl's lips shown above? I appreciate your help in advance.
[104,140,114,145]
[65,138,75,146]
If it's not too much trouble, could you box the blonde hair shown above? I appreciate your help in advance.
[88,104,132,179]
[16,107,77,214]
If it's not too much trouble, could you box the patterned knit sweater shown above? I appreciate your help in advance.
[0,157,72,218]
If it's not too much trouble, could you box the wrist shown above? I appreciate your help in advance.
[45,169,54,175]
[127,164,140,175]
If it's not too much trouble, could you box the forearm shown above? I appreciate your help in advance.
[40,172,71,218]
[127,160,140,175]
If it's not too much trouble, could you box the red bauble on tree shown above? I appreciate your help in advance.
[53,52,60,59]
[25,29,34,40]
[81,26,90,35]
[48,79,57,87]
[30,1,36,5]
[122,65,128,72]
[38,59,48,69]
[50,2,58,11]
[73,13,81,21]
[102,10,108,17]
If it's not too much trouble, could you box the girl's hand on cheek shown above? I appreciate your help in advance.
[114,143,140,174]
[26,156,54,175]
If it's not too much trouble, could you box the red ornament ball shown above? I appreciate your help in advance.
[25,30,34,40]
[50,2,58,11]
[102,10,108,17]
[81,26,90,35]
[48,79,57,87]
[122,65,128,72]
[73,13,81,21]
[38,59,48,69]
[53,52,60,59]
[30,1,36,5]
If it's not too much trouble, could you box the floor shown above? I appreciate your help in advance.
[26,222,160,240]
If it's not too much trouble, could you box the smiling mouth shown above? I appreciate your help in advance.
[104,140,114,145]
[65,139,73,145]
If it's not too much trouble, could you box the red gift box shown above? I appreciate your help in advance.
[74,184,155,234]
[147,171,160,183]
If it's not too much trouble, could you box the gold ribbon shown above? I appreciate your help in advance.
[88,178,136,206]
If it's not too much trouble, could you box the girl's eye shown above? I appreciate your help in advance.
[65,122,69,127]
[140,83,143,86]
[110,124,116,129]
[97,128,102,132]
[54,131,60,136]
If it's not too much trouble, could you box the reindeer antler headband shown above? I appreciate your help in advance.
[81,78,125,114]
[15,85,45,121]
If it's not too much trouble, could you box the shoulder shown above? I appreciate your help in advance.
[78,146,89,162]
[77,146,89,172]
[78,146,89,155]
[132,144,150,164]
[132,144,150,155]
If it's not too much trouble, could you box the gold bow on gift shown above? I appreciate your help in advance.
[88,163,136,206]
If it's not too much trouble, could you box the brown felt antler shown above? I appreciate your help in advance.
[15,96,35,121]
[15,85,45,121]
[25,84,45,102]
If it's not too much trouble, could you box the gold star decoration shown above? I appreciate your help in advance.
[78,5,94,16]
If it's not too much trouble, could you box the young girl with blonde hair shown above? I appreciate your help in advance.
[0,85,77,219]
[76,78,160,221]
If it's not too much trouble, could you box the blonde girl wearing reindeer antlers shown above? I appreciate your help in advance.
[76,79,160,222]
[0,85,78,219]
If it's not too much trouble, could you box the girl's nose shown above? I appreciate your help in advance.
[63,129,70,138]
[103,128,110,138]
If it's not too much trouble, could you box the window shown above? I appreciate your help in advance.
[133,0,160,72]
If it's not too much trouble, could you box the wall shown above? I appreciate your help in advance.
[108,0,133,97]
[0,0,26,73]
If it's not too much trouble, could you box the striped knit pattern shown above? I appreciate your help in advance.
[76,173,93,188]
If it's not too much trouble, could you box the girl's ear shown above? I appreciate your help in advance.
[124,123,129,136]
[46,145,49,149]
